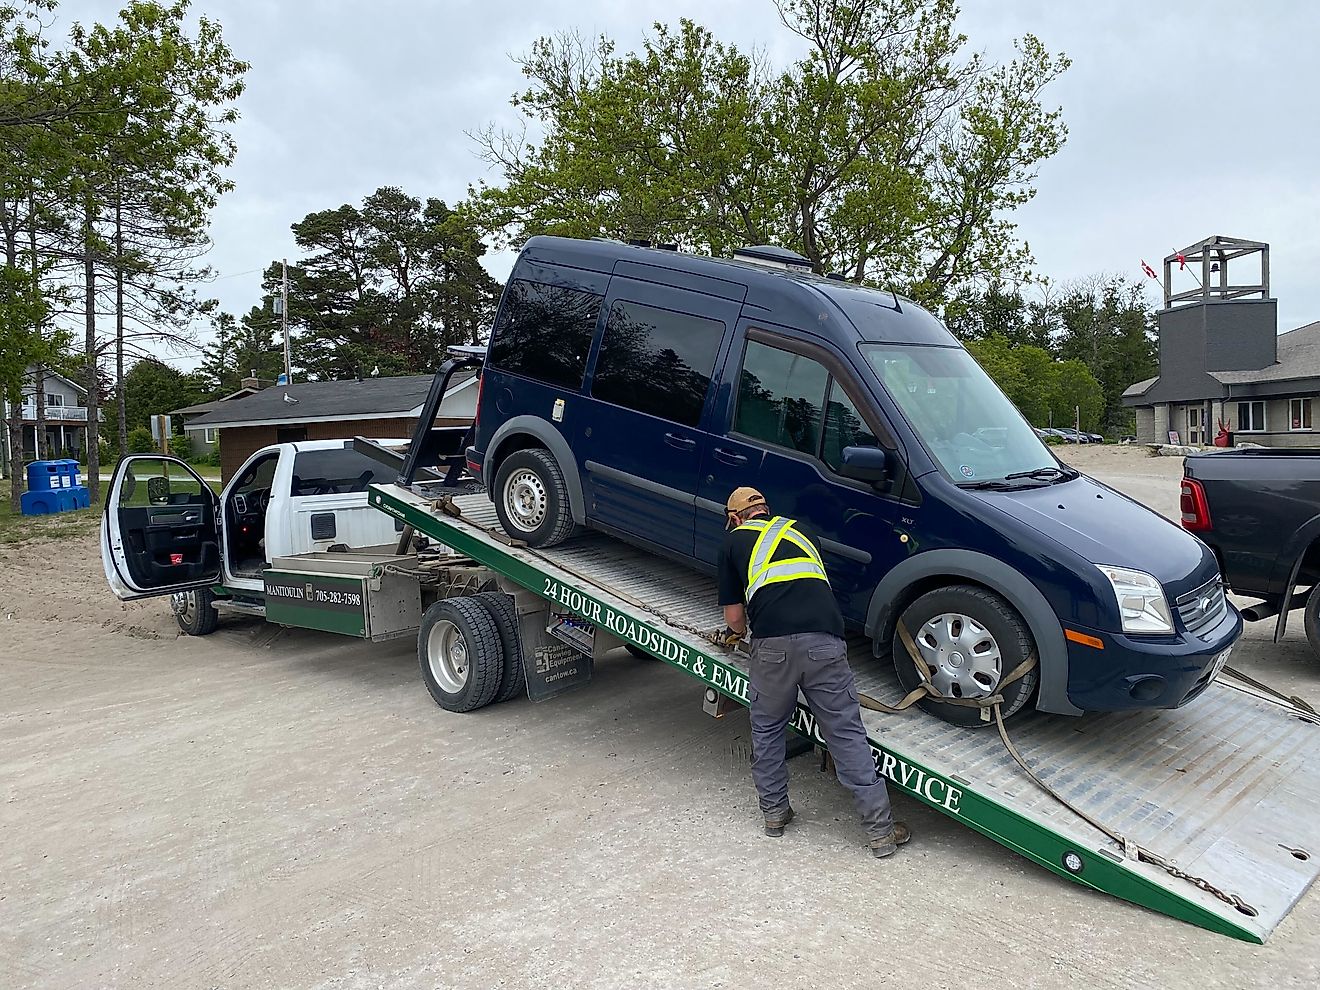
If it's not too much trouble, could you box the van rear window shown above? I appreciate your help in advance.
[487,278,603,390]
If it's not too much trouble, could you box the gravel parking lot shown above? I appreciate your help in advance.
[2,446,1317,989]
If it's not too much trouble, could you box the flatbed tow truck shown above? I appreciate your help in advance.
[102,357,1320,944]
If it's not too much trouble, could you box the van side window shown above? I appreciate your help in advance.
[822,379,879,471]
[735,340,828,454]
[487,278,603,389]
[592,300,724,428]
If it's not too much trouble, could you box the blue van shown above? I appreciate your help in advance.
[467,236,1241,724]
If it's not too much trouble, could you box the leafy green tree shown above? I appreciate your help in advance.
[1051,358,1105,433]
[275,188,501,381]
[2,1,247,498]
[119,356,201,432]
[473,1,1069,304]
[0,264,53,506]
[197,307,282,397]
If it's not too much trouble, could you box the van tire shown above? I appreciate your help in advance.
[172,587,218,636]
[891,585,1039,727]
[493,448,576,547]
[1302,584,1320,661]
[418,598,504,713]
[473,591,527,703]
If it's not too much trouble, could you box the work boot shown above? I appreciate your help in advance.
[868,822,912,858]
[763,806,795,837]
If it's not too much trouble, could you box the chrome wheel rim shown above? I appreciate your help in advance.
[427,619,469,694]
[503,468,547,532]
[172,591,196,626]
[914,612,1002,698]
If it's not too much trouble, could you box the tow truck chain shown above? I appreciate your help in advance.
[431,493,1261,914]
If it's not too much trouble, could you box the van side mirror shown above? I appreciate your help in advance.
[838,446,891,488]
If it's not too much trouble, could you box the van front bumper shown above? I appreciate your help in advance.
[1061,602,1243,712]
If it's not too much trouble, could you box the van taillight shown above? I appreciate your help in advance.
[473,375,484,429]
[1180,478,1212,531]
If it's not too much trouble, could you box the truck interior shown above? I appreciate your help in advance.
[226,450,278,577]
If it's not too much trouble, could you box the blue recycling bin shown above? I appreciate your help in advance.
[21,459,89,515]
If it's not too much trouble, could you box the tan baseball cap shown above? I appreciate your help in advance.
[725,486,768,528]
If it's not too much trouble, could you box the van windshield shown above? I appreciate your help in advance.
[862,343,1059,484]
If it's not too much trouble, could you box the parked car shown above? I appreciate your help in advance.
[1183,448,1320,657]
[467,236,1240,724]
[1051,427,1091,444]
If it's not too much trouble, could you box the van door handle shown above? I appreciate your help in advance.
[713,447,747,466]
[664,432,697,451]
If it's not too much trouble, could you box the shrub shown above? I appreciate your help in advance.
[171,432,193,460]
[127,427,156,454]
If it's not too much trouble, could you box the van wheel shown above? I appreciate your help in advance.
[892,585,1038,727]
[1301,584,1320,661]
[418,598,504,712]
[472,591,527,703]
[172,588,218,636]
[493,448,576,547]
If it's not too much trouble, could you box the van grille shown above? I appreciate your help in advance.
[1176,578,1227,636]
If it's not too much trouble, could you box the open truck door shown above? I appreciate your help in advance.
[101,455,222,601]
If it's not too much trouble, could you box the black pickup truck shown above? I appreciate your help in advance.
[1182,448,1320,656]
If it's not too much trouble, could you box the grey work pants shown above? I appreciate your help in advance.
[748,632,894,839]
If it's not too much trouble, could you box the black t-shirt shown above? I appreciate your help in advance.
[717,517,846,639]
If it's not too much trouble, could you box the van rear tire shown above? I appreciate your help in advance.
[493,448,576,548]
[892,585,1038,727]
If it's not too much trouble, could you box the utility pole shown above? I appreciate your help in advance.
[280,258,292,385]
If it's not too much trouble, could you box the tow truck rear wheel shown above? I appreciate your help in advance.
[472,591,527,703]
[172,588,218,636]
[892,585,1038,727]
[418,598,504,712]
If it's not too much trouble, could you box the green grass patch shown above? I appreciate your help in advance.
[0,481,105,547]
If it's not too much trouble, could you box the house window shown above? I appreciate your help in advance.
[1290,398,1312,431]
[1237,401,1265,433]
[204,427,218,443]
[46,394,64,406]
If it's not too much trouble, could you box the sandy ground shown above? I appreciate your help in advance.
[2,445,1318,989]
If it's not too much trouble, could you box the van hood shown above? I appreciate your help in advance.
[969,473,1216,596]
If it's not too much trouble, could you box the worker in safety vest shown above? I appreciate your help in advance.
[717,486,910,857]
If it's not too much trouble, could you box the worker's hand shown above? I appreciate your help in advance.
[709,625,744,649]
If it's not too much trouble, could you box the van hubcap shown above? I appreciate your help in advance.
[914,612,1002,699]
[427,619,469,694]
[504,469,548,532]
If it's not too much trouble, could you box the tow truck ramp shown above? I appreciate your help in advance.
[369,483,1320,943]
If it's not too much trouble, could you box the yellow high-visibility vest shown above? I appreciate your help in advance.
[735,515,830,601]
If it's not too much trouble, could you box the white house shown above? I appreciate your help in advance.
[1,367,99,475]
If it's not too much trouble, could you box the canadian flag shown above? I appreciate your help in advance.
[1141,259,1158,279]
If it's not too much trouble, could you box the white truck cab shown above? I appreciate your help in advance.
[101,439,406,605]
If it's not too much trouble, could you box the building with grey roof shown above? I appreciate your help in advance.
[1122,236,1320,446]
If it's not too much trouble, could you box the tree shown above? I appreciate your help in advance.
[473,1,1069,304]
[0,264,52,506]
[2,1,247,499]
[119,356,200,433]
[197,307,282,397]
[1052,358,1104,432]
[278,188,501,381]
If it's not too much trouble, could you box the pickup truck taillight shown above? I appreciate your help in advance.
[1180,478,1213,531]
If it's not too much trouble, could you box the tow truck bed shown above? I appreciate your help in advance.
[370,483,1320,943]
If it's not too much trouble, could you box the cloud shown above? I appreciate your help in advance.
[53,0,1320,369]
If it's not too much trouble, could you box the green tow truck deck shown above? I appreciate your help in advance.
[364,480,1320,945]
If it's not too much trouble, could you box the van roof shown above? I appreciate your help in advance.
[518,235,957,347]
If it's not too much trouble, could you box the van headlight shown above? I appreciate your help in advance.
[1099,565,1173,634]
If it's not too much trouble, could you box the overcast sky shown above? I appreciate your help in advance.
[57,0,1320,369]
